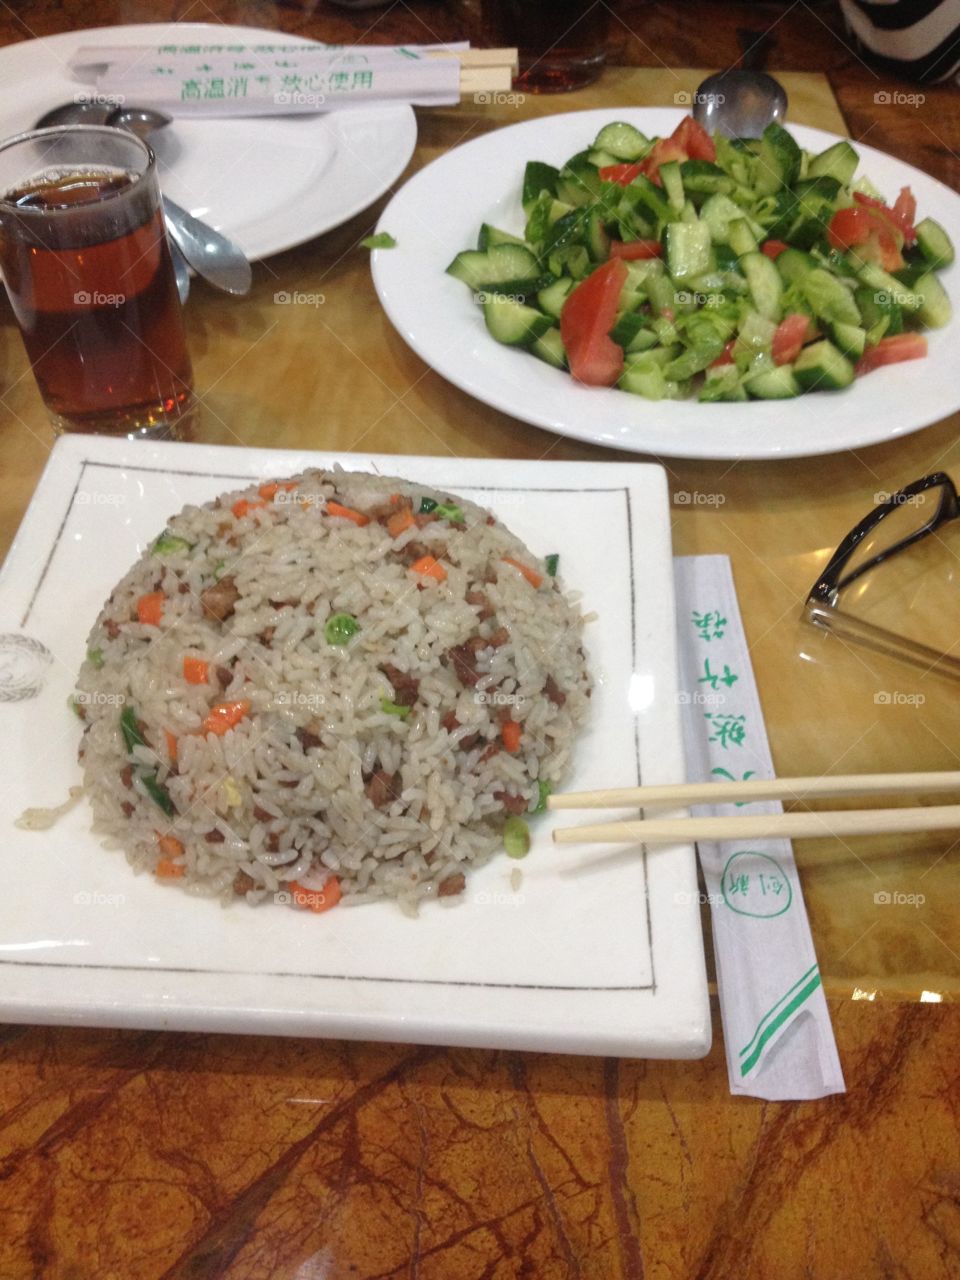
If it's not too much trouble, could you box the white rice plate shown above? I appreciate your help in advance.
[73,469,592,915]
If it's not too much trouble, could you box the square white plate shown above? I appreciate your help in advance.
[0,436,710,1058]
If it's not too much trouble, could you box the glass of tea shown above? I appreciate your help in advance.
[482,0,609,92]
[0,126,193,438]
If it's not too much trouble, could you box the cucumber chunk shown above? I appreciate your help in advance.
[857,263,923,313]
[801,267,862,327]
[741,252,784,321]
[727,217,758,256]
[700,364,748,401]
[537,277,575,319]
[477,224,526,251]
[754,122,802,196]
[807,140,859,186]
[522,161,560,211]
[793,340,855,391]
[530,326,568,369]
[830,321,867,360]
[745,365,801,398]
[447,244,542,293]
[646,272,679,315]
[609,311,650,348]
[619,362,684,400]
[914,271,952,328]
[700,194,761,246]
[483,294,553,347]
[659,161,685,213]
[586,206,611,261]
[915,217,955,270]
[557,152,604,206]
[624,174,673,227]
[665,221,712,280]
[593,121,649,161]
[776,247,817,286]
[679,160,734,198]
[855,285,904,336]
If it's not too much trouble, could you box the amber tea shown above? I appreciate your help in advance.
[0,128,193,438]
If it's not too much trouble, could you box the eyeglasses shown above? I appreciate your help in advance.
[805,472,960,681]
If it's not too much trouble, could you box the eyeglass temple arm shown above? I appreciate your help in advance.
[808,472,959,603]
[804,599,960,683]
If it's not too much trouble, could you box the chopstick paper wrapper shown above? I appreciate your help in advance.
[674,555,845,1100]
[69,43,507,115]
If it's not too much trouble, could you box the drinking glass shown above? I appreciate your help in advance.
[482,0,610,92]
[0,125,193,439]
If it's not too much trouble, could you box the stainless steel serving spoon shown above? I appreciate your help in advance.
[692,69,788,139]
[33,100,252,296]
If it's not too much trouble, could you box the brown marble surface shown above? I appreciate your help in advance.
[1,3,959,1277]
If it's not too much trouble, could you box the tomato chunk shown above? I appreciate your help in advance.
[761,239,789,259]
[892,186,917,242]
[856,333,928,375]
[671,116,716,162]
[640,137,688,185]
[853,188,916,244]
[772,313,812,366]
[608,238,663,260]
[560,258,628,387]
[710,340,736,368]
[599,162,642,186]
[828,206,904,272]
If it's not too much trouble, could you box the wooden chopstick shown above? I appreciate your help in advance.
[420,46,519,93]
[547,770,960,811]
[552,804,960,845]
[459,67,514,94]
[424,47,519,70]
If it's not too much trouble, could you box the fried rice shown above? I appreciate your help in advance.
[73,468,592,914]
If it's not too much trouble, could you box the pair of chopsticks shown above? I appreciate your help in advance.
[423,47,518,96]
[548,771,960,844]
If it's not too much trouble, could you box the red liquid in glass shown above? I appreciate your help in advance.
[0,167,192,433]
[483,0,608,92]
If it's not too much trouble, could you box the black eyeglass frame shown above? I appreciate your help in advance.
[804,472,960,680]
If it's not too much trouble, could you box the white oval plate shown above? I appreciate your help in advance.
[372,108,960,460]
[0,23,417,261]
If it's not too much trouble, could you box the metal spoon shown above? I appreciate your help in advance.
[105,105,171,139]
[692,70,788,139]
[33,101,251,295]
[104,106,251,295]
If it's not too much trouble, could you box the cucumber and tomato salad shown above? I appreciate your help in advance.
[445,115,954,402]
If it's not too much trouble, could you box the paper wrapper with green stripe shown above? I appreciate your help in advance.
[674,555,845,1100]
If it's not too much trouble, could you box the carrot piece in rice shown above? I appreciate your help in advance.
[155,833,185,877]
[289,877,342,913]
[409,555,447,582]
[326,501,370,527]
[137,592,164,626]
[183,656,209,684]
[202,699,251,736]
[501,556,543,589]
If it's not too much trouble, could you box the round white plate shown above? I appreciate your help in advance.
[372,107,960,460]
[0,23,417,261]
